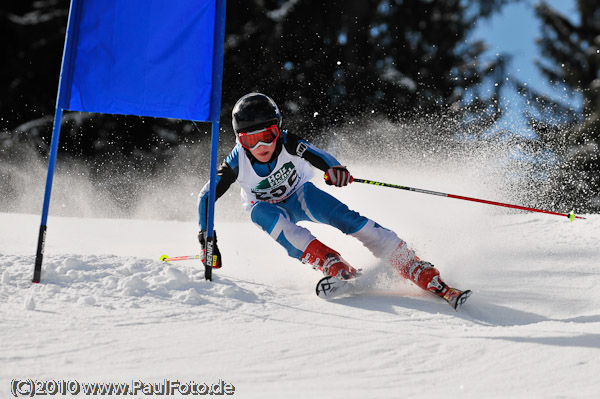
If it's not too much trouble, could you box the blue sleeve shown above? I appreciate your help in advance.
[197,146,240,230]
[224,144,241,173]
[282,130,341,171]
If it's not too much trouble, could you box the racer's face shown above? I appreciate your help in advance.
[238,124,279,162]
[249,140,277,162]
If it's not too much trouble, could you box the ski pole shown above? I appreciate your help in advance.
[159,254,204,262]
[352,178,585,221]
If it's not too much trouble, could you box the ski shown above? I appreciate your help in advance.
[315,275,360,299]
[442,288,472,310]
[316,275,473,310]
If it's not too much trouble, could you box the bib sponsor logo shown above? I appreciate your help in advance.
[255,162,295,190]
[251,161,299,202]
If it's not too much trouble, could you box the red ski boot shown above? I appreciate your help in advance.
[397,257,449,296]
[389,242,471,309]
[301,239,359,280]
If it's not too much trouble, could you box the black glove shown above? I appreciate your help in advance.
[198,230,222,269]
[324,165,353,187]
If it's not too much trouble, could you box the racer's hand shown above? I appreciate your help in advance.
[324,165,353,187]
[198,230,222,268]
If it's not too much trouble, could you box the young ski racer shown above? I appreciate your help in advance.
[197,93,471,309]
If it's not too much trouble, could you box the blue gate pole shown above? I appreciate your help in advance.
[204,122,220,281]
[33,108,64,283]
[204,0,227,280]
[33,0,81,283]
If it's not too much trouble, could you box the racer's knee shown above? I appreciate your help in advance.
[251,202,314,259]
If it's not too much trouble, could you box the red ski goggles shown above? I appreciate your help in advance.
[238,125,280,150]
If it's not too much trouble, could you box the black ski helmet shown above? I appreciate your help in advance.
[232,93,281,137]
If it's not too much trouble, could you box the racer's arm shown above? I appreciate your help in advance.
[282,130,352,187]
[282,130,341,171]
[197,146,240,230]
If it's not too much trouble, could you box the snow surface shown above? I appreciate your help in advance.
[2,162,600,398]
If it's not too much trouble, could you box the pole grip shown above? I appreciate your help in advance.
[204,236,215,280]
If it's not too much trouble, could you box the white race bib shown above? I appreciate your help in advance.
[237,148,314,210]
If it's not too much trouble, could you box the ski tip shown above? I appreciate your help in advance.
[454,289,472,310]
[316,275,353,299]
[316,276,335,298]
[159,254,170,262]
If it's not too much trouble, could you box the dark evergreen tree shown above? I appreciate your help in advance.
[222,0,515,139]
[519,0,600,211]
[2,0,515,160]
